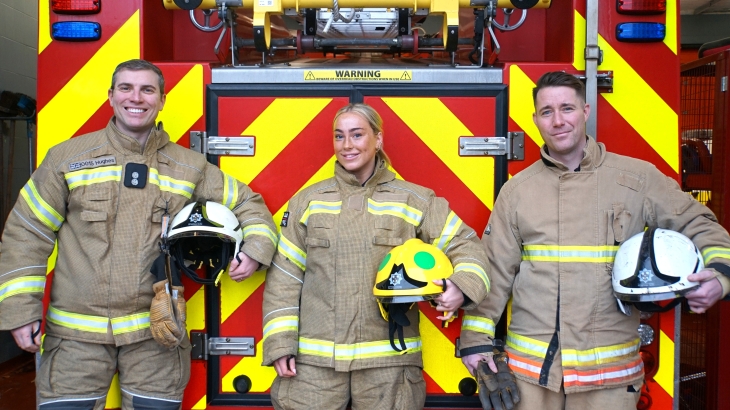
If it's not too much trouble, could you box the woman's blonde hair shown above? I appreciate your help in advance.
[333,103,392,167]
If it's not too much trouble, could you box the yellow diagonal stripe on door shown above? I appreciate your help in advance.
[420,311,473,393]
[573,11,678,172]
[222,338,277,393]
[655,330,675,397]
[383,98,494,211]
[187,286,206,337]
[156,64,203,143]
[221,269,266,323]
[38,0,52,53]
[221,98,333,185]
[508,66,542,148]
[37,11,141,164]
[664,0,677,54]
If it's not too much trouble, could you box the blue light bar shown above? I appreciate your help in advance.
[616,22,665,42]
[51,21,101,41]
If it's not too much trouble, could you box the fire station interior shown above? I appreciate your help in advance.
[1,0,730,409]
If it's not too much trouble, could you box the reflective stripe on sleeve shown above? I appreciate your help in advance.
[299,200,342,226]
[454,262,490,291]
[243,224,279,246]
[522,245,619,263]
[149,169,195,198]
[47,306,109,333]
[702,247,730,264]
[65,166,122,190]
[562,338,641,367]
[110,312,150,335]
[367,199,423,226]
[20,180,65,231]
[263,315,299,342]
[433,211,463,251]
[277,234,307,271]
[461,315,495,336]
[0,276,46,303]
[507,330,549,358]
[222,174,239,210]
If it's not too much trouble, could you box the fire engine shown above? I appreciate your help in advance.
[38,0,686,408]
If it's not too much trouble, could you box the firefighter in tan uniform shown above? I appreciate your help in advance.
[459,71,730,410]
[0,59,278,409]
[262,103,490,410]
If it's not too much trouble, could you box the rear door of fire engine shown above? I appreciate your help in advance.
[185,68,514,409]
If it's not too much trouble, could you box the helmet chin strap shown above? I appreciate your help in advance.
[387,303,412,353]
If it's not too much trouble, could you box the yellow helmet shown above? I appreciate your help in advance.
[373,238,453,352]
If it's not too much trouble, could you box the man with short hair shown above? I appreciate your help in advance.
[458,71,730,409]
[0,59,277,409]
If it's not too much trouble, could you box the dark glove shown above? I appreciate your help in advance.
[476,351,521,410]
[150,253,183,286]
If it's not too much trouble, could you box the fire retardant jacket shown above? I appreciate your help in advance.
[262,159,490,371]
[0,120,278,346]
[459,137,730,393]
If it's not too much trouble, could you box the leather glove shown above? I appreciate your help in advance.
[150,279,186,349]
[476,351,521,410]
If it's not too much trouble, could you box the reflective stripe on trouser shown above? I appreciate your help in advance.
[37,335,191,406]
[270,363,426,410]
[514,378,641,410]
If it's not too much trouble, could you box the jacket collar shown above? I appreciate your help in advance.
[334,157,395,189]
[540,136,605,172]
[106,118,169,155]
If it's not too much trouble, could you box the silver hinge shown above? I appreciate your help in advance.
[576,71,614,92]
[721,76,728,92]
[190,332,256,360]
[459,132,524,160]
[189,131,255,156]
[584,45,603,65]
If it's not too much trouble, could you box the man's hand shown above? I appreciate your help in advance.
[476,352,520,410]
[462,352,497,375]
[11,321,41,353]
[229,251,259,282]
[432,279,465,321]
[273,355,297,377]
[686,269,724,313]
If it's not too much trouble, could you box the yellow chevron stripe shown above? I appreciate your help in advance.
[37,11,141,164]
[383,97,494,211]
[655,329,675,397]
[105,373,121,409]
[220,98,333,185]
[192,395,207,409]
[508,65,542,147]
[47,242,58,275]
[38,0,52,53]
[221,269,266,323]
[187,286,206,339]
[157,64,204,143]
[222,338,277,393]
[573,11,678,172]
[420,311,472,393]
[664,0,677,54]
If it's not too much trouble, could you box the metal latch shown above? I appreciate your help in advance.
[190,332,255,360]
[459,132,524,160]
[576,71,614,93]
[189,131,255,156]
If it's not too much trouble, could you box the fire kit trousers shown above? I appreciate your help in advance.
[514,378,642,410]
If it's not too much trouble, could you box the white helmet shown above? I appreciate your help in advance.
[166,201,243,285]
[613,228,703,305]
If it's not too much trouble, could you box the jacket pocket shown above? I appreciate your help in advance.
[80,211,107,222]
[395,366,426,410]
[373,236,405,247]
[305,237,330,248]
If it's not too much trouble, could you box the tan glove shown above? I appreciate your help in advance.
[150,279,187,349]
[476,351,521,410]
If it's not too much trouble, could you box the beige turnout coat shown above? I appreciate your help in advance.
[459,137,730,393]
[262,160,490,371]
[0,120,277,346]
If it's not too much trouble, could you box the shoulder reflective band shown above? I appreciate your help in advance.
[616,22,665,42]
[367,199,423,226]
[51,21,102,41]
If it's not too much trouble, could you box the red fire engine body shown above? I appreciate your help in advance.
[37,0,682,408]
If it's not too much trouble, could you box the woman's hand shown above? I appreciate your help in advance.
[273,355,297,377]
[432,279,464,321]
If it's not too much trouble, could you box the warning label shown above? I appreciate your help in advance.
[304,70,413,82]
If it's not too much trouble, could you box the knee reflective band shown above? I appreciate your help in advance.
[40,399,97,409]
[133,396,182,410]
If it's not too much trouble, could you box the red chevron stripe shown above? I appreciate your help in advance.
[219,284,266,382]
[244,98,349,215]
[367,98,490,234]
[423,371,445,394]
[38,3,139,109]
